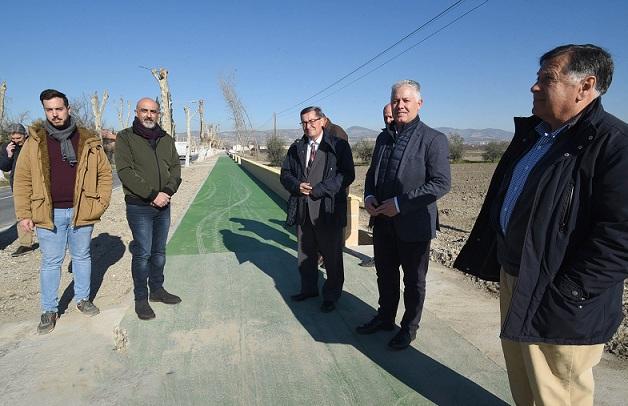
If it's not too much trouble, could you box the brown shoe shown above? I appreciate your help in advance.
[37,311,57,334]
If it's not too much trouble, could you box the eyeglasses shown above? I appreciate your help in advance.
[300,117,322,127]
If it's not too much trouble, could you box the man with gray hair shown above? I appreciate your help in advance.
[356,80,451,350]
[0,123,36,257]
[455,44,628,405]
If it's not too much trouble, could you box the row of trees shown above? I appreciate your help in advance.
[263,132,509,168]
[0,70,223,159]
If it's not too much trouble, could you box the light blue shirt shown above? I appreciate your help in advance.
[500,122,567,233]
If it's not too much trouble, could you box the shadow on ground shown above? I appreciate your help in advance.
[222,217,507,406]
[58,232,126,315]
[0,224,17,250]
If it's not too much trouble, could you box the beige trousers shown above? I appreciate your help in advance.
[500,270,604,406]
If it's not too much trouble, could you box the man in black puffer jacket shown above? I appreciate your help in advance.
[454,44,628,406]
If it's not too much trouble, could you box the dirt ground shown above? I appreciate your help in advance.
[0,158,217,326]
[1,157,626,358]
[353,162,628,358]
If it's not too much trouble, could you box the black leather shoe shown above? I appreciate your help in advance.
[149,288,182,304]
[11,245,35,257]
[290,292,319,302]
[387,329,416,350]
[320,301,335,313]
[356,316,395,334]
[135,299,156,320]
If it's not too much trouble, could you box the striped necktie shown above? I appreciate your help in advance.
[308,142,317,169]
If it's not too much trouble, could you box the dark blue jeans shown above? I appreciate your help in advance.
[126,204,171,300]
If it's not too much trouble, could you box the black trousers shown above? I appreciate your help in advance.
[296,211,344,301]
[373,218,431,333]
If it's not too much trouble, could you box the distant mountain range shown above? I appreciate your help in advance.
[177,126,513,146]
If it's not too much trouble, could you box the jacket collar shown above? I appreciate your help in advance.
[514,97,604,138]
[300,129,337,153]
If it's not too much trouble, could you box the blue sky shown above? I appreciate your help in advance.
[1,0,627,133]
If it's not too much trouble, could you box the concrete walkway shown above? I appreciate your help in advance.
[1,156,626,405]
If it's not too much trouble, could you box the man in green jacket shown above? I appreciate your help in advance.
[115,97,182,320]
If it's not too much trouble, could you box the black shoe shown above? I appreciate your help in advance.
[387,328,416,350]
[37,311,57,334]
[135,299,156,320]
[320,301,335,313]
[290,292,319,302]
[11,245,35,257]
[358,257,376,267]
[356,316,395,334]
[149,288,182,304]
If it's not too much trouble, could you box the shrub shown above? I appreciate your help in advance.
[353,139,375,164]
[483,141,509,162]
[448,133,464,162]
[266,134,285,166]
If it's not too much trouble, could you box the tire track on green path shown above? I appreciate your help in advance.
[196,176,252,254]
[168,156,295,256]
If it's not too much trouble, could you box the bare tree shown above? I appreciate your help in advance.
[198,99,206,145]
[70,94,96,129]
[219,73,256,155]
[150,67,175,137]
[116,98,132,130]
[0,81,6,128]
[90,90,109,137]
[183,105,193,167]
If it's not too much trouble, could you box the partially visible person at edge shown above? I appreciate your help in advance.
[318,113,348,269]
[0,123,37,257]
[356,80,451,350]
[280,106,355,313]
[13,89,112,334]
[322,115,348,141]
[359,103,395,268]
[454,44,628,406]
[115,97,182,321]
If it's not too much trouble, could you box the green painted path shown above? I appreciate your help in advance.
[108,157,512,405]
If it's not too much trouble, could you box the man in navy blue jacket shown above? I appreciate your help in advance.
[280,106,355,314]
[356,80,451,350]
[455,44,628,405]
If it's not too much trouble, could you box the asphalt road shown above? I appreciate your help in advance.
[0,175,122,231]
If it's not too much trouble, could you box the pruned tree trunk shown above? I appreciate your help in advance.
[198,99,206,145]
[183,105,192,167]
[150,68,175,137]
[0,81,6,181]
[117,98,132,130]
[0,81,6,127]
[90,90,109,137]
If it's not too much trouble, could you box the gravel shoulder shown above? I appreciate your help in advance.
[354,162,627,358]
[0,156,218,326]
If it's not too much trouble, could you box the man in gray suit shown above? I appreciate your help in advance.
[356,80,451,349]
[280,106,355,313]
